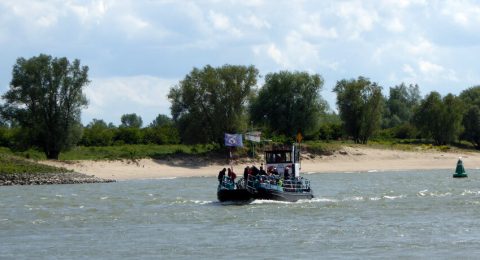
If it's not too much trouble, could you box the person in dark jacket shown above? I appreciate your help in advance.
[218,168,226,183]
[244,166,250,181]
[227,168,236,182]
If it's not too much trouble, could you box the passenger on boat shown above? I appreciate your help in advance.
[284,166,290,180]
[243,166,249,181]
[259,164,267,175]
[227,168,236,182]
[251,165,259,176]
[272,167,279,176]
[218,168,226,183]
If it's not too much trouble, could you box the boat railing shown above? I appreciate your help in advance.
[219,175,236,190]
[245,174,310,193]
[282,178,310,193]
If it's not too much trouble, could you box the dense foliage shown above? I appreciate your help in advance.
[334,77,384,144]
[80,114,180,146]
[1,54,88,159]
[383,83,420,128]
[168,64,258,144]
[249,71,327,138]
[413,92,464,145]
[459,86,480,149]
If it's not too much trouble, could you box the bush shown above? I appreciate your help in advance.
[114,127,142,144]
[316,122,343,141]
[142,125,180,145]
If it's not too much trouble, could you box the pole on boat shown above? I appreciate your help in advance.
[296,132,303,171]
[251,121,255,158]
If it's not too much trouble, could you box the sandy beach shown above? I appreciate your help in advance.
[41,146,480,180]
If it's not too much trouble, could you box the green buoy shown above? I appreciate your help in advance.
[453,158,467,178]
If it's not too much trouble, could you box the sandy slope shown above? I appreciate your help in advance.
[40,147,480,180]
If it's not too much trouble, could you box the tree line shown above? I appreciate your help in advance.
[1,54,480,159]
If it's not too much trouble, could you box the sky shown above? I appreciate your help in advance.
[1,0,480,126]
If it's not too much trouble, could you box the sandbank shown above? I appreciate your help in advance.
[40,147,480,180]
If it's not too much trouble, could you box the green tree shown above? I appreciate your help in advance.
[142,125,180,144]
[168,64,258,144]
[383,83,420,128]
[143,114,179,144]
[462,106,480,149]
[333,76,384,144]
[316,112,343,140]
[413,92,463,145]
[459,86,480,149]
[249,71,327,138]
[120,113,143,128]
[149,114,173,128]
[1,54,89,159]
[81,119,115,146]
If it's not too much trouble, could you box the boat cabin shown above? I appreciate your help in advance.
[264,144,301,179]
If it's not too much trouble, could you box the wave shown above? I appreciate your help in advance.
[191,200,214,205]
[418,189,454,197]
[343,196,365,201]
[251,199,292,204]
[383,195,405,200]
[461,190,480,196]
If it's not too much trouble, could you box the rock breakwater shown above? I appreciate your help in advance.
[0,172,115,186]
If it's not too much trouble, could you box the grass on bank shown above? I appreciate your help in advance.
[10,144,220,161]
[1,139,478,165]
[0,148,70,174]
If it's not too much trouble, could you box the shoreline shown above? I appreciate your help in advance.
[39,147,480,181]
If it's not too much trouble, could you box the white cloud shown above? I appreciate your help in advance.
[240,13,270,30]
[2,0,62,28]
[67,0,110,25]
[300,14,338,39]
[253,31,323,71]
[385,17,405,33]
[266,43,286,67]
[401,60,458,83]
[84,75,177,123]
[208,10,242,37]
[403,64,416,77]
[441,1,480,28]
[418,60,444,75]
[336,1,379,39]
[406,37,434,55]
[382,0,426,9]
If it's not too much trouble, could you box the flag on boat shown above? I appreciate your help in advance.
[245,131,261,142]
[224,133,243,147]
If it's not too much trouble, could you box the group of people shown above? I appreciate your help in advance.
[218,163,295,187]
[217,167,237,183]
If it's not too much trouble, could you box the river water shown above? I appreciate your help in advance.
[1,170,480,259]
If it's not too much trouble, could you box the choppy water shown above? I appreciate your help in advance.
[2,170,480,259]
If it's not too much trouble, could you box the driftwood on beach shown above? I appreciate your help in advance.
[0,172,115,186]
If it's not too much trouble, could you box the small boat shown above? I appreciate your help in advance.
[217,143,314,202]
[453,158,467,178]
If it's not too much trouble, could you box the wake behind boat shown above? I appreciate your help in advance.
[217,143,314,202]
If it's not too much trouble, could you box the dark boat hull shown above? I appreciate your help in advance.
[217,189,252,202]
[253,188,314,202]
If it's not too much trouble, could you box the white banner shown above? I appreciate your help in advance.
[245,131,261,142]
